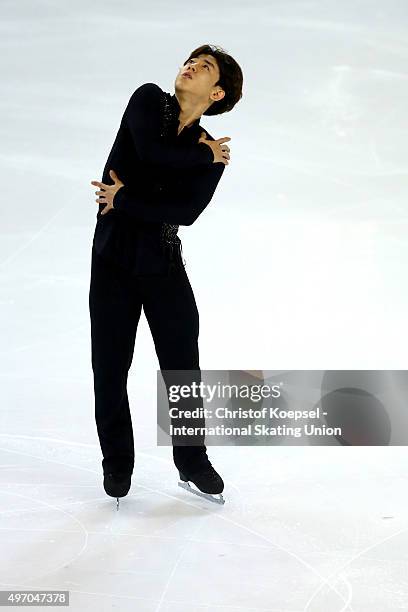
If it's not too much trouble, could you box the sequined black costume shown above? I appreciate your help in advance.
[93,82,224,276]
[159,91,185,271]
[89,82,225,478]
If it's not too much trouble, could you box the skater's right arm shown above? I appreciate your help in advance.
[123,83,214,169]
[112,162,225,226]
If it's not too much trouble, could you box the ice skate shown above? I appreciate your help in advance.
[103,471,132,511]
[178,466,225,505]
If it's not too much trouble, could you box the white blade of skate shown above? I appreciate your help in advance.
[178,480,225,505]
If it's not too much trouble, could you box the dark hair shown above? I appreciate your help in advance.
[183,44,243,116]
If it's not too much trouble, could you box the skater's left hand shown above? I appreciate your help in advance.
[91,169,124,215]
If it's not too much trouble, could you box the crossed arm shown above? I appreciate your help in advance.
[91,83,225,225]
[110,163,224,226]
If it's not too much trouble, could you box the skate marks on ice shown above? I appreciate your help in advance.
[0,204,68,270]
[0,442,355,610]
[152,512,210,612]
[1,437,407,609]
[0,485,90,586]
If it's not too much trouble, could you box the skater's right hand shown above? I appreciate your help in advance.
[198,131,231,165]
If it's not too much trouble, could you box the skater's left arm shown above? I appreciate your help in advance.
[92,164,225,226]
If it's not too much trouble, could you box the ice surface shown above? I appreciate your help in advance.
[1,0,408,610]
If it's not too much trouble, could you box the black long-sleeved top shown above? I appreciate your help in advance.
[92,82,225,275]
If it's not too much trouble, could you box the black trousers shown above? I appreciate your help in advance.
[88,246,208,477]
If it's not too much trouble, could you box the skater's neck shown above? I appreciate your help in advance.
[173,92,203,135]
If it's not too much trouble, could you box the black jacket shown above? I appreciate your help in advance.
[92,82,225,275]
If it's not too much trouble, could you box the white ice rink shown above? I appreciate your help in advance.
[1,1,408,610]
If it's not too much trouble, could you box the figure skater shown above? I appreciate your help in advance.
[89,43,243,506]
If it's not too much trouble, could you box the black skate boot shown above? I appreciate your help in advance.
[178,462,225,505]
[103,471,132,511]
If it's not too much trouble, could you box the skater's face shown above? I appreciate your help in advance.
[175,54,224,108]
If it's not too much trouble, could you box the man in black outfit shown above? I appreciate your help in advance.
[89,44,243,504]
